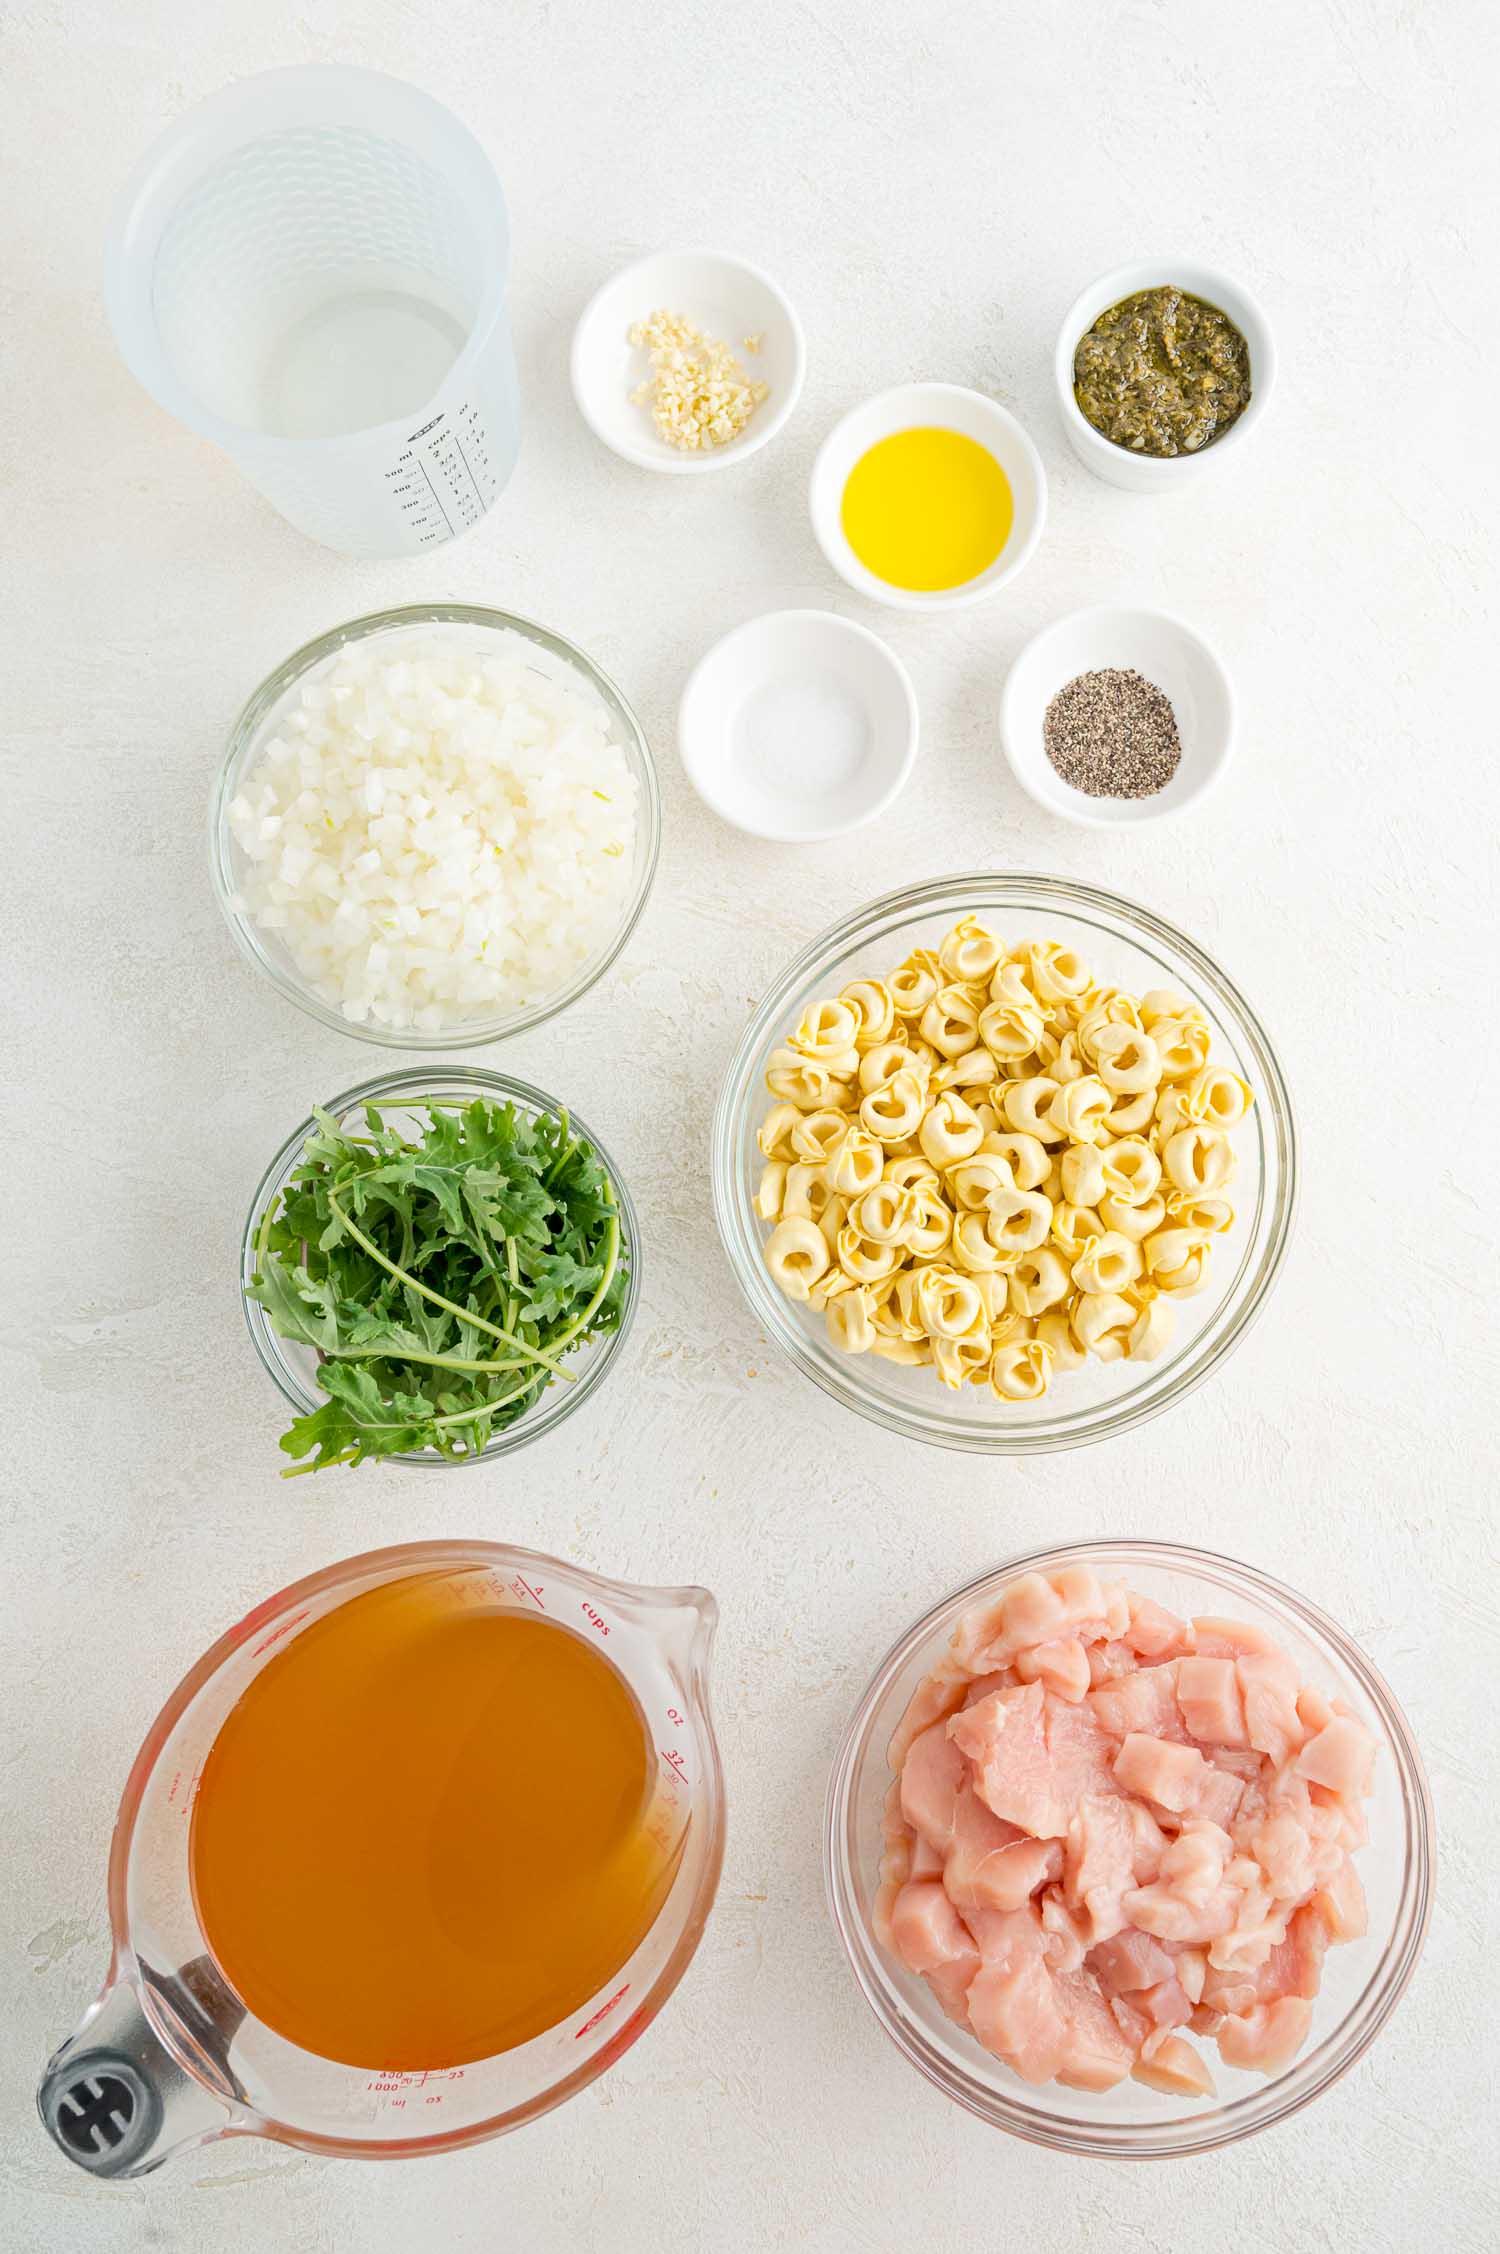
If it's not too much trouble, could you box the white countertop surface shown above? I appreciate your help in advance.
[3,2,1495,2248]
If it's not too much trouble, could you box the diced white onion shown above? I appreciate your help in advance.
[228,628,638,1029]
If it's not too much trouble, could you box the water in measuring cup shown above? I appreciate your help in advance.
[189,1574,680,2069]
[259,287,467,440]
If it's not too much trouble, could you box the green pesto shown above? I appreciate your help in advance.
[1074,286,1251,458]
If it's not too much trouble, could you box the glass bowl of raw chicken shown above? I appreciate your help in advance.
[711,873,1296,1453]
[825,1542,1433,2158]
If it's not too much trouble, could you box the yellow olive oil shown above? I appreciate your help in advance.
[840,426,1013,592]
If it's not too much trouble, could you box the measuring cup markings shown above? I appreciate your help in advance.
[165,1765,204,1820]
[249,1609,308,1660]
[383,400,497,548]
[574,1985,630,2042]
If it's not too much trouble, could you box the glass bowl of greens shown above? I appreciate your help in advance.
[242,1067,639,1473]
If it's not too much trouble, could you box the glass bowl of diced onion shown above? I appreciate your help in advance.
[210,604,660,1048]
[710,872,1297,1453]
[825,1540,1433,2158]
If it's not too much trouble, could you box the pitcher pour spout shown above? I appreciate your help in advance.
[640,1583,719,1682]
[38,1958,245,2179]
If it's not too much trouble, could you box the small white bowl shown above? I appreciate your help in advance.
[1055,260,1275,493]
[678,609,917,842]
[809,382,1047,611]
[570,249,804,474]
[1000,605,1234,828]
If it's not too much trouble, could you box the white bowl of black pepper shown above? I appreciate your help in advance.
[999,604,1234,828]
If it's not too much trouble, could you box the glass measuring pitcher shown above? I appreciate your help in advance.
[38,1543,723,2176]
[104,67,520,556]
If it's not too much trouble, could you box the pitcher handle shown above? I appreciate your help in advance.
[38,1966,240,2179]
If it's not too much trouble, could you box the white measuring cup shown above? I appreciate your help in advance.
[105,68,520,557]
[38,1543,723,2176]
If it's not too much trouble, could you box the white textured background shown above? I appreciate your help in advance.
[3,2,1497,2248]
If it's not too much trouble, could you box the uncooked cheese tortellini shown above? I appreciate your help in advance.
[753,917,1255,1404]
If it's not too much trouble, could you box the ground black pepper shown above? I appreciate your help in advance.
[1043,669,1182,800]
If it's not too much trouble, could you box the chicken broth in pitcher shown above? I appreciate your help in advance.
[189,1575,679,2070]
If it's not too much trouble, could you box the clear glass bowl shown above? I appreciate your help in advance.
[711,872,1297,1452]
[210,604,661,1048]
[825,1540,1434,2160]
[242,1067,640,1468]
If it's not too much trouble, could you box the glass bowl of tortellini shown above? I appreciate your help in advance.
[711,873,1296,1452]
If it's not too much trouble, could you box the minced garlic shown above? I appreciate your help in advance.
[627,308,769,452]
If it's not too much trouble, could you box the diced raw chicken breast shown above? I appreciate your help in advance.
[889,1880,978,1978]
[968,1955,1070,2083]
[1113,1732,1208,1813]
[1089,1927,1175,1995]
[1136,1976,1193,2031]
[1244,1903,1328,2003]
[927,1956,979,2029]
[1201,1964,1258,2016]
[1123,1882,1242,1946]
[950,1682,1061,1837]
[888,1670,967,1770]
[1109,1992,1150,2048]
[1052,1565,1120,1637]
[873,1781,913,1949]
[1175,1655,1249,1746]
[1314,1856,1368,1943]
[1207,1888,1284,1975]
[1249,1810,1319,1902]
[1087,1638,1140,1687]
[1129,1801,1168,1883]
[1052,1968,1137,2091]
[1192,1765,1245,1831]
[901,1718,967,1850]
[1192,1616,1274,1659]
[1125,1823,1241,1945]
[910,1834,944,1881]
[950,1568,1127,1675]
[1157,1820,1234,1907]
[964,1908,1070,2084]
[1044,1690,1120,1803]
[1013,1635,1092,1702]
[1132,2034,1216,2097]
[1294,1715,1376,1798]
[1039,1888,1093,1971]
[1296,1683,1336,1736]
[1216,1995,1313,2073]
[1237,1652,1305,1766]
[1123,1596,1195,1660]
[1063,1795,1137,1943]
[943,1778,1056,1914]
[881,1573,1381,2106]
[952,1682,1116,1839]
[888,1881,981,2031]
[1088,1663,1191,1743]
[1171,1945,1208,2004]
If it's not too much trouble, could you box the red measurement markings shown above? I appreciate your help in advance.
[581,1602,609,1637]
[250,1609,309,1659]
[167,1765,204,1817]
[660,1746,690,1787]
[575,1983,630,2040]
[510,1575,545,1609]
[366,2067,466,2094]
